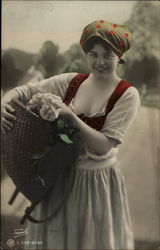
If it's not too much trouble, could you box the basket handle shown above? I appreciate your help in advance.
[8,188,19,205]
[20,167,76,224]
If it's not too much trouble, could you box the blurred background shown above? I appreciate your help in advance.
[1,1,160,249]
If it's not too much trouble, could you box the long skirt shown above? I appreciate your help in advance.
[24,161,134,250]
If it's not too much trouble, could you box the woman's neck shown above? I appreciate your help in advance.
[89,73,121,89]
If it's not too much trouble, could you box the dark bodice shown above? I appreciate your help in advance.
[63,73,132,131]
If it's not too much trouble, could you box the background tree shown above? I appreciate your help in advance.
[60,44,89,73]
[34,41,64,78]
[122,1,160,89]
[1,52,23,91]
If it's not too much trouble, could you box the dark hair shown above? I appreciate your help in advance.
[84,36,112,53]
[84,36,125,64]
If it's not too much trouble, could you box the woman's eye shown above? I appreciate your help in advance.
[89,53,97,58]
[104,55,114,59]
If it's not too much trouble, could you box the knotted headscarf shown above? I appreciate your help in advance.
[80,20,132,63]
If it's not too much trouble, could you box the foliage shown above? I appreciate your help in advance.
[1,52,24,91]
[6,48,36,72]
[34,41,65,78]
[1,48,37,91]
[60,44,89,74]
[122,1,160,88]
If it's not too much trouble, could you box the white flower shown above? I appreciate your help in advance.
[41,93,62,108]
[39,103,61,121]
[27,93,63,113]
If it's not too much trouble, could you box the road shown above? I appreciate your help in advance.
[1,106,160,248]
[118,106,160,244]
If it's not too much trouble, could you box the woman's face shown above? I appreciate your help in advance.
[86,43,119,79]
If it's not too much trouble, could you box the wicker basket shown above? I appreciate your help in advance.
[1,100,79,223]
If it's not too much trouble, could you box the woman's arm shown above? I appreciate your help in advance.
[71,113,117,155]
[59,104,118,155]
[1,78,53,134]
[1,89,20,104]
[1,73,76,134]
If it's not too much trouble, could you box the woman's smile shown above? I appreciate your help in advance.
[94,66,109,73]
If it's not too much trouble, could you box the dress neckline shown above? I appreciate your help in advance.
[71,74,123,117]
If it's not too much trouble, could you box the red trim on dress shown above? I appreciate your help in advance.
[63,74,133,131]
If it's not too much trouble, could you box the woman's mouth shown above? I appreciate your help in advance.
[94,67,108,73]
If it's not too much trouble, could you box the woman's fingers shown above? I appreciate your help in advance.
[4,112,17,121]
[2,124,11,131]
[2,104,14,113]
[2,117,13,127]
[1,117,14,134]
[1,104,17,133]
[5,104,15,113]
[2,104,16,119]
[1,126,6,135]
[1,121,12,134]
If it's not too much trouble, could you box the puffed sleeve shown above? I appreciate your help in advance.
[14,72,78,101]
[101,86,141,143]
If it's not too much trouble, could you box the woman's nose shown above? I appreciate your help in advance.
[96,56,106,65]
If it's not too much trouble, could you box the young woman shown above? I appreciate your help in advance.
[1,20,140,249]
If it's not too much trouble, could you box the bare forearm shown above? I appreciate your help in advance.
[2,89,21,104]
[69,112,117,155]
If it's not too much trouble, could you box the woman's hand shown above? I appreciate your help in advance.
[58,105,118,155]
[58,103,74,121]
[1,103,17,134]
[1,89,22,134]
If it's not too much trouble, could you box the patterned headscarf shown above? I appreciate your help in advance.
[80,20,132,63]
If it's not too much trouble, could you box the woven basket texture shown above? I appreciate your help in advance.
[1,100,79,205]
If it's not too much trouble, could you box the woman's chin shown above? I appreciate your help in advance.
[93,69,109,78]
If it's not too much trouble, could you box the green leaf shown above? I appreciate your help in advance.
[57,134,73,144]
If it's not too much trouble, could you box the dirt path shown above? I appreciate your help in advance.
[118,106,160,243]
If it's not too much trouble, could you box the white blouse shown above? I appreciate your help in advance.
[15,72,141,169]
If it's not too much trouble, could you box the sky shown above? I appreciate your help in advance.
[2,1,137,54]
